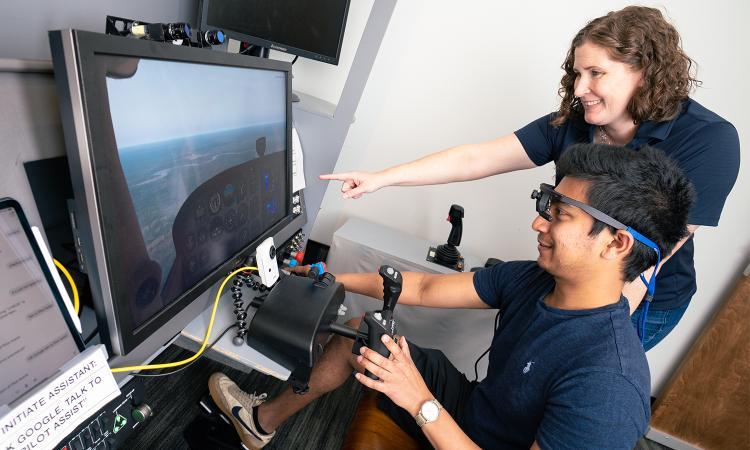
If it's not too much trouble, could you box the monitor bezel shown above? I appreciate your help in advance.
[50,29,294,355]
[198,0,351,65]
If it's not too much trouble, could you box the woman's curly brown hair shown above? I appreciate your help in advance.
[551,6,700,127]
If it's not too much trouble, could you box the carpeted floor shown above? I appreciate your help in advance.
[122,345,363,449]
[123,345,671,449]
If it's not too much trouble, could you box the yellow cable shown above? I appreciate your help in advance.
[110,266,258,373]
[53,258,79,315]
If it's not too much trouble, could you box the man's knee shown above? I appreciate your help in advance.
[326,317,363,370]
[346,316,362,329]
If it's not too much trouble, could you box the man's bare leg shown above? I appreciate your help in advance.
[256,317,363,432]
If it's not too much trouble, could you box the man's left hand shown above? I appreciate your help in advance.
[354,334,433,417]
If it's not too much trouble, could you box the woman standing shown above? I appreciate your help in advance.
[321,6,740,350]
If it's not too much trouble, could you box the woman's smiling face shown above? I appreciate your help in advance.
[573,41,644,129]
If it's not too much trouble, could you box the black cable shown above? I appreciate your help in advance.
[473,310,502,382]
[129,275,273,379]
[291,55,299,65]
[131,323,237,378]
[131,294,264,379]
[83,328,99,345]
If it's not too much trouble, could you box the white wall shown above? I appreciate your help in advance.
[312,0,750,394]
[274,0,374,107]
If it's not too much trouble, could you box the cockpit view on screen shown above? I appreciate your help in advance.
[105,58,287,327]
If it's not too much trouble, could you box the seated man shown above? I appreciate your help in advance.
[208,143,695,449]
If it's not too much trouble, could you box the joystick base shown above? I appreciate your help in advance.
[426,246,465,272]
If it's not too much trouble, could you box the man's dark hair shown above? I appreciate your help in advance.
[556,143,695,282]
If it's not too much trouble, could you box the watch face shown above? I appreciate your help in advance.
[422,401,440,421]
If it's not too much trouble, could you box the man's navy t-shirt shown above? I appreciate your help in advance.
[464,261,650,449]
[514,98,740,310]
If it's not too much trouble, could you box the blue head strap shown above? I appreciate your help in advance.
[532,184,662,346]
[626,227,662,300]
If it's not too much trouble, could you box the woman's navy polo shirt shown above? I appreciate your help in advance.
[515,98,740,310]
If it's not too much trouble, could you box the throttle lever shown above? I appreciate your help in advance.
[378,265,402,318]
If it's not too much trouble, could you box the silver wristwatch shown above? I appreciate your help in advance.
[415,399,443,428]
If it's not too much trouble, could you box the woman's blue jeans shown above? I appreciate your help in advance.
[631,302,690,351]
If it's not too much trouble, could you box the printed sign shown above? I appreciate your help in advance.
[0,345,120,450]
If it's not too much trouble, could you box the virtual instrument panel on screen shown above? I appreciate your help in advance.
[103,57,288,328]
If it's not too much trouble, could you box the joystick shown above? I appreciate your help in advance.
[379,265,402,314]
[427,204,465,271]
[350,265,402,380]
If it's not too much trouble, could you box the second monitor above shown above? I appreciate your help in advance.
[199,0,352,65]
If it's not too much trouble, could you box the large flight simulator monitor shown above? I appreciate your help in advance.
[199,0,351,65]
[49,30,298,356]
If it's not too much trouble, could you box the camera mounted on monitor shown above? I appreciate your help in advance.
[105,15,225,48]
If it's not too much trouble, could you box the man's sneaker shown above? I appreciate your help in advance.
[208,372,275,449]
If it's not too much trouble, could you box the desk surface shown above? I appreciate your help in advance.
[331,217,484,274]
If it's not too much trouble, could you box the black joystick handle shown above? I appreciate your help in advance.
[360,311,397,381]
[353,265,402,380]
[378,265,402,317]
[434,205,464,268]
[446,204,464,247]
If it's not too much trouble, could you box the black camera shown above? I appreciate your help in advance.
[198,29,226,46]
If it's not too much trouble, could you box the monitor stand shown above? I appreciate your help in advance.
[235,42,300,102]
[245,45,270,59]
[175,284,291,380]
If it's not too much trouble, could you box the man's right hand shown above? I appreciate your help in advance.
[289,264,311,277]
[319,171,385,199]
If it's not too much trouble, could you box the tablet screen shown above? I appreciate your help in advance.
[0,202,81,407]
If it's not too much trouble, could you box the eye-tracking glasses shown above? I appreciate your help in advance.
[531,183,661,346]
